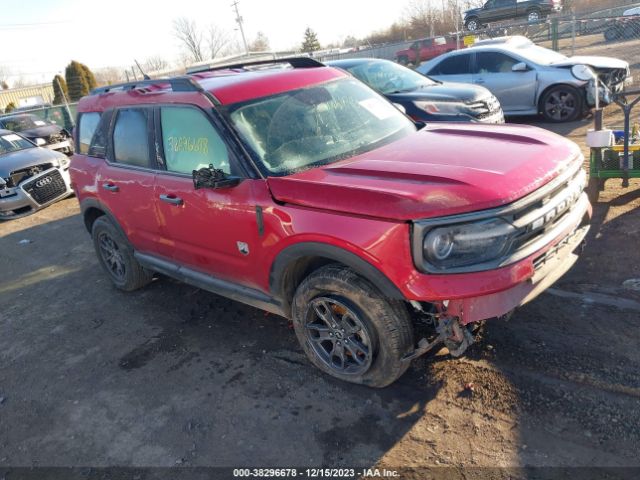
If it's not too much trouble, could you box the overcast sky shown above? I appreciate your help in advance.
[0,0,405,84]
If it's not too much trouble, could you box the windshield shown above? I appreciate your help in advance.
[0,114,49,132]
[346,61,437,95]
[228,78,416,176]
[0,133,34,156]
[518,45,568,65]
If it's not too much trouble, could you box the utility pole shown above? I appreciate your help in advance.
[232,0,249,56]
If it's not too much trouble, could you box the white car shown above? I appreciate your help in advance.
[623,6,640,16]
[417,36,630,122]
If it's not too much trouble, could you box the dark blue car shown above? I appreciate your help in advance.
[327,58,504,124]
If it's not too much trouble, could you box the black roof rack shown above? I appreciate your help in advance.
[90,76,204,96]
[189,56,324,74]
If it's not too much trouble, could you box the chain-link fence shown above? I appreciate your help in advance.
[317,4,640,91]
[0,103,77,133]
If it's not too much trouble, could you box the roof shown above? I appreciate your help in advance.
[471,36,534,48]
[77,65,347,113]
[327,58,390,68]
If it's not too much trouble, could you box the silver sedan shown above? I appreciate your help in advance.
[0,130,73,220]
[417,36,630,122]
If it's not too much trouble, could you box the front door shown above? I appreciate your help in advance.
[473,51,537,112]
[153,105,269,290]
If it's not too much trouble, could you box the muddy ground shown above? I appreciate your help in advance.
[1,108,640,479]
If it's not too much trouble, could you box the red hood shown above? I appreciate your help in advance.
[267,123,582,221]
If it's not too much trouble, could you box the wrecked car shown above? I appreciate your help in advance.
[0,113,74,155]
[418,36,630,122]
[71,58,591,387]
[0,130,74,219]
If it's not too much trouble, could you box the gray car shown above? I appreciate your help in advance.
[0,129,73,220]
[417,36,631,122]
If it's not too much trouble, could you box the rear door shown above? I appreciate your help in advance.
[96,106,161,253]
[490,0,517,20]
[473,51,537,111]
[426,51,474,84]
[152,104,269,289]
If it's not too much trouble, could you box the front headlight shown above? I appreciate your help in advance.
[414,100,467,115]
[423,218,516,270]
[35,138,47,146]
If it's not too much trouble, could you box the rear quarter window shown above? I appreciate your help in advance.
[77,112,101,154]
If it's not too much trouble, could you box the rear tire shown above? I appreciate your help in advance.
[92,216,153,292]
[604,26,622,42]
[291,264,414,388]
[540,85,584,123]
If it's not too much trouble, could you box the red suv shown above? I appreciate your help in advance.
[71,58,591,387]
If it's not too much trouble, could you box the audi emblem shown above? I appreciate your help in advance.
[35,177,52,188]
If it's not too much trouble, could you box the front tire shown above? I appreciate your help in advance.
[527,8,542,23]
[397,55,409,66]
[465,17,480,31]
[291,265,414,388]
[92,216,153,291]
[540,85,584,123]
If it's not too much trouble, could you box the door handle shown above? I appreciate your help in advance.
[102,183,119,192]
[159,194,184,206]
[475,79,486,84]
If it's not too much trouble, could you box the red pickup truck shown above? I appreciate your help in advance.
[71,58,591,387]
[396,36,462,66]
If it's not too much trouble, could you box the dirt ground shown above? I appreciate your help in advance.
[2,108,640,479]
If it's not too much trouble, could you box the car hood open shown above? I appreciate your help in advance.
[267,124,582,221]
[550,56,629,70]
[17,124,63,139]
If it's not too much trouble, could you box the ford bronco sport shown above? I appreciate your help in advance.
[71,58,591,387]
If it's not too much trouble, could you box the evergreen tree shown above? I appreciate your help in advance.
[301,27,321,52]
[65,61,90,101]
[52,75,69,105]
[80,64,97,91]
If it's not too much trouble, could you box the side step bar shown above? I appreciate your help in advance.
[134,252,287,318]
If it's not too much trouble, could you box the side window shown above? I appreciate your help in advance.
[77,112,101,154]
[88,110,113,158]
[160,106,230,175]
[431,54,471,75]
[112,108,151,168]
[476,52,520,73]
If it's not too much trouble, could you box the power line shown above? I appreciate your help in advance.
[0,20,70,29]
[231,1,249,55]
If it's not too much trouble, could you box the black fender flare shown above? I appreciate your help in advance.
[269,242,406,308]
[79,197,127,240]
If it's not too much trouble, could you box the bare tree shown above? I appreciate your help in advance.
[94,66,126,86]
[0,66,10,89]
[207,25,231,59]
[173,17,204,63]
[248,31,270,52]
[143,56,170,73]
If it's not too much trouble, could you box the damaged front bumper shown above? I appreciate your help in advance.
[0,167,73,220]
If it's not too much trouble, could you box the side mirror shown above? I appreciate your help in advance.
[192,165,240,190]
[512,62,528,72]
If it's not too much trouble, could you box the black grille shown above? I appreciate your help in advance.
[8,163,54,187]
[22,169,67,205]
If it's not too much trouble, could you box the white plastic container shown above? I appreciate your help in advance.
[586,129,614,148]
